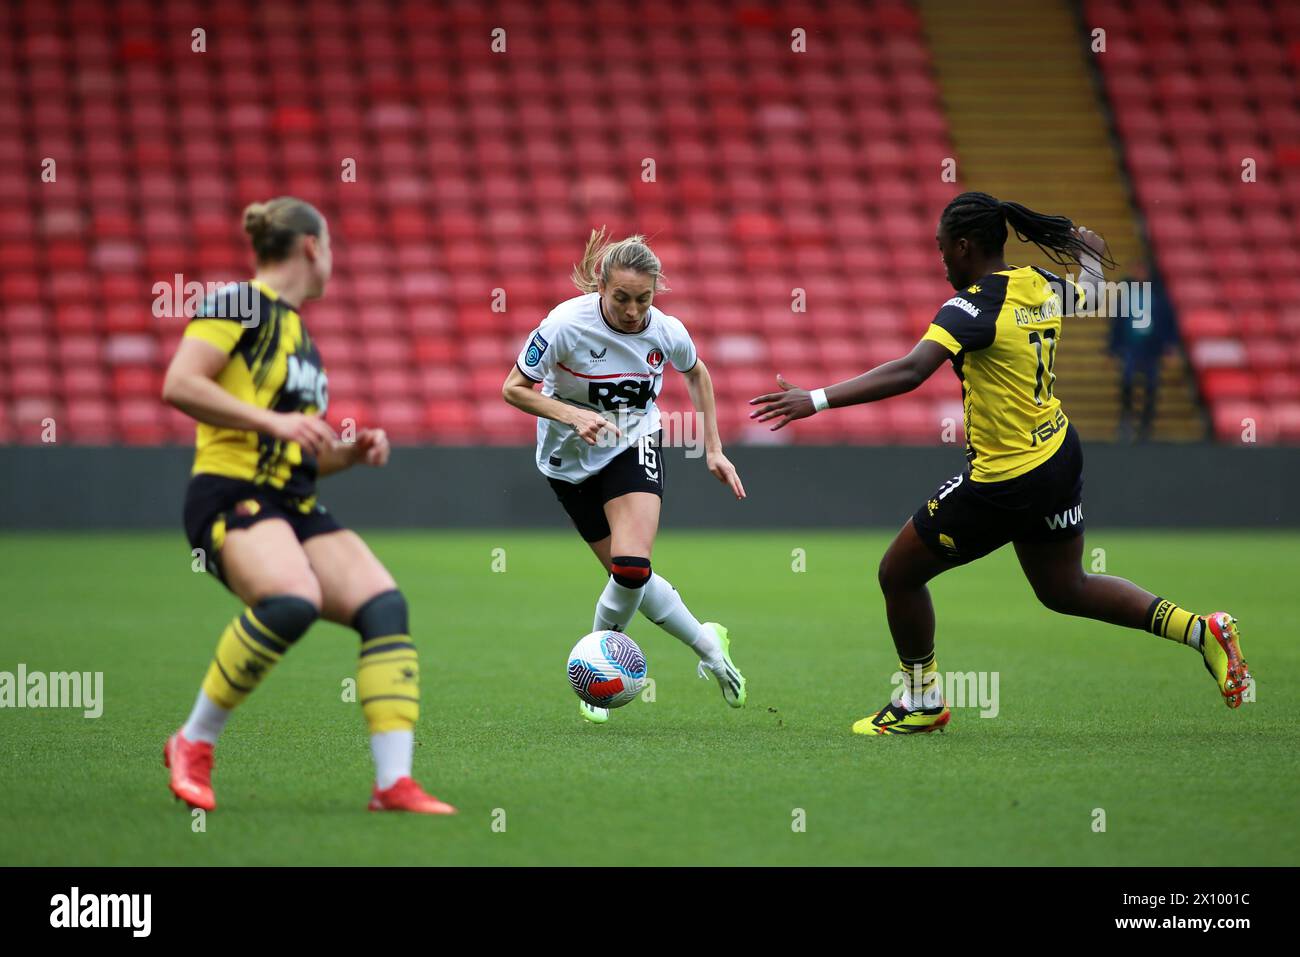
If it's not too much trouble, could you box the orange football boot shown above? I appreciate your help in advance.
[164,731,216,811]
[368,777,457,815]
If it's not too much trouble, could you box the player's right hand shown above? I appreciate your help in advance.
[267,411,337,456]
[749,374,816,430]
[569,409,620,446]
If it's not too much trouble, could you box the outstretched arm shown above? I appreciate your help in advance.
[748,339,951,431]
[682,359,745,499]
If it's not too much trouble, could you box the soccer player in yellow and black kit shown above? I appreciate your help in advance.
[160,197,454,811]
[750,192,1251,734]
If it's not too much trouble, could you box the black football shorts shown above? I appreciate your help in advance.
[912,423,1085,565]
[183,474,343,587]
[548,431,665,543]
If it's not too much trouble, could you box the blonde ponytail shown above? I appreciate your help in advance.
[570,226,668,294]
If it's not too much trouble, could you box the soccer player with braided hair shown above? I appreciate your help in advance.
[751,192,1251,734]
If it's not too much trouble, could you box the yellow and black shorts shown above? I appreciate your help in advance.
[183,473,343,587]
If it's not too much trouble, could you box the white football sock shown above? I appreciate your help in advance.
[181,688,231,744]
[593,576,647,632]
[639,574,722,664]
[1188,618,1204,653]
[371,729,413,790]
[901,683,944,711]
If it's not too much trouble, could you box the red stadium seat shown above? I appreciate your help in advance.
[1200,369,1259,401]
[373,399,425,443]
[891,400,944,443]
[1261,370,1300,401]
[117,398,166,445]
[1275,402,1300,441]
[1212,401,1276,444]
[110,366,160,398]
[64,400,116,443]
[425,400,476,442]
[63,366,108,397]
[326,399,374,434]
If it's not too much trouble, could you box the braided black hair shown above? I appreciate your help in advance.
[939,191,1117,275]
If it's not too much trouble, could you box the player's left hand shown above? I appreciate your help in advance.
[1073,225,1106,258]
[748,374,815,431]
[354,427,390,467]
[706,450,746,500]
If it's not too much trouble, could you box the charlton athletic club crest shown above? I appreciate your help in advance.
[646,348,664,370]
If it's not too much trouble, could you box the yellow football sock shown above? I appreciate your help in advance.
[358,634,420,733]
[1145,598,1202,647]
[900,650,942,709]
[200,608,287,707]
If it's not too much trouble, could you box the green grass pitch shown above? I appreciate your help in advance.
[1,529,1295,866]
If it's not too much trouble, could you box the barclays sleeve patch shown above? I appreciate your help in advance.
[524,332,549,367]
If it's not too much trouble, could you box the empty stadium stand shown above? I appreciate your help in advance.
[2,0,1294,447]
[1087,0,1300,443]
[0,0,965,445]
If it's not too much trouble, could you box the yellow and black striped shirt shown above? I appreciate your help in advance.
[922,265,1084,482]
[182,279,329,498]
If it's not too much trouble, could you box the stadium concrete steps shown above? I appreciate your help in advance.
[916,0,1207,442]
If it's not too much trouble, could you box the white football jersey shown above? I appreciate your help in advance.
[515,292,698,483]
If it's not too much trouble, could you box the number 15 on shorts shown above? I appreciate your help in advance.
[637,434,660,483]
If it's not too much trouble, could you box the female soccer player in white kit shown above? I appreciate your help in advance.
[502,228,748,723]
